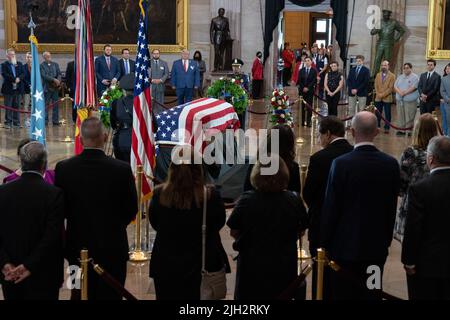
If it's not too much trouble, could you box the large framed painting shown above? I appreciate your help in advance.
[4,0,188,54]
[427,0,450,59]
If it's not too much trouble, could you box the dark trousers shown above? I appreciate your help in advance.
[301,90,313,126]
[176,87,194,106]
[283,67,292,86]
[407,274,450,300]
[420,103,437,115]
[375,101,392,130]
[153,274,201,300]
[329,260,385,300]
[252,80,263,99]
[45,90,60,124]
[2,281,59,300]
[326,93,340,116]
[4,93,21,126]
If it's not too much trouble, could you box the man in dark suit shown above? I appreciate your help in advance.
[40,51,62,126]
[297,56,317,127]
[418,59,441,114]
[347,55,370,124]
[320,111,400,300]
[1,48,24,128]
[402,136,450,300]
[95,44,120,96]
[118,48,136,81]
[0,142,64,300]
[64,60,77,123]
[55,117,137,300]
[171,49,200,106]
[303,116,353,299]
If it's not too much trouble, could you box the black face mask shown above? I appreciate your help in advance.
[194,55,200,61]
[257,54,262,59]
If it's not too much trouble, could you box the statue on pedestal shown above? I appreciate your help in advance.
[210,8,230,72]
[370,10,406,76]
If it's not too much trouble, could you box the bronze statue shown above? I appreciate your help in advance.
[370,10,406,75]
[210,8,230,72]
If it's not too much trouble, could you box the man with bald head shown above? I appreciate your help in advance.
[171,49,200,105]
[320,111,400,300]
[55,117,138,300]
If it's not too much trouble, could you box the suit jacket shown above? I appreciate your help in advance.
[418,71,441,108]
[375,71,396,103]
[347,66,370,97]
[149,59,169,92]
[40,61,62,93]
[297,67,317,96]
[54,149,137,269]
[402,169,450,278]
[65,61,75,98]
[170,59,200,89]
[441,75,450,105]
[23,63,32,94]
[303,139,353,254]
[118,58,136,80]
[0,173,64,289]
[95,55,120,94]
[320,145,400,262]
[1,61,24,95]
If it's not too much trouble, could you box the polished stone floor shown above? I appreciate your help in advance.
[0,88,426,300]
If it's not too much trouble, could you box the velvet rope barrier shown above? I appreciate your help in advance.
[373,108,414,132]
[0,163,14,174]
[301,98,354,122]
[313,93,349,106]
[0,97,73,115]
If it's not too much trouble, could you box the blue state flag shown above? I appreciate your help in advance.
[29,35,46,145]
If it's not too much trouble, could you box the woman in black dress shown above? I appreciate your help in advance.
[243,125,301,195]
[228,157,308,300]
[324,61,344,117]
[149,147,230,300]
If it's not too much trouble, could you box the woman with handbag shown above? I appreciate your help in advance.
[227,157,308,300]
[149,147,230,300]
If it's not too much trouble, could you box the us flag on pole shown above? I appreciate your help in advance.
[131,0,155,200]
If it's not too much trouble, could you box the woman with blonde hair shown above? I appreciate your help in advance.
[149,147,230,300]
[394,113,439,241]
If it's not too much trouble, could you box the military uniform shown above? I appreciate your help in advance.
[111,74,134,163]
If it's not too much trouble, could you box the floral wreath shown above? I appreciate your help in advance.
[270,88,293,127]
[98,85,124,128]
[207,78,248,115]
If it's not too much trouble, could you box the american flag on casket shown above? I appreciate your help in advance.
[155,98,240,150]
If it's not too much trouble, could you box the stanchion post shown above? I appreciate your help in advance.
[316,248,326,300]
[62,94,74,143]
[80,249,89,301]
[296,97,304,144]
[129,165,150,262]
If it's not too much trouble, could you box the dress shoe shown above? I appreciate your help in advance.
[53,122,61,126]
[396,131,405,136]
[384,129,390,134]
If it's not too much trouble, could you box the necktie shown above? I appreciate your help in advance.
[306,68,310,77]
[356,67,361,78]
[125,60,129,74]
[427,72,431,80]
[106,57,111,69]
[184,60,188,72]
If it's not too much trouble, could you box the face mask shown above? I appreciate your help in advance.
[257,54,262,59]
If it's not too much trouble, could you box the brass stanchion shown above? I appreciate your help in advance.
[61,94,74,143]
[298,165,311,261]
[316,248,327,300]
[80,249,89,301]
[129,165,151,262]
[296,97,305,144]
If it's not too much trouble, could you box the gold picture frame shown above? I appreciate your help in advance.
[4,0,189,54]
[427,0,450,59]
